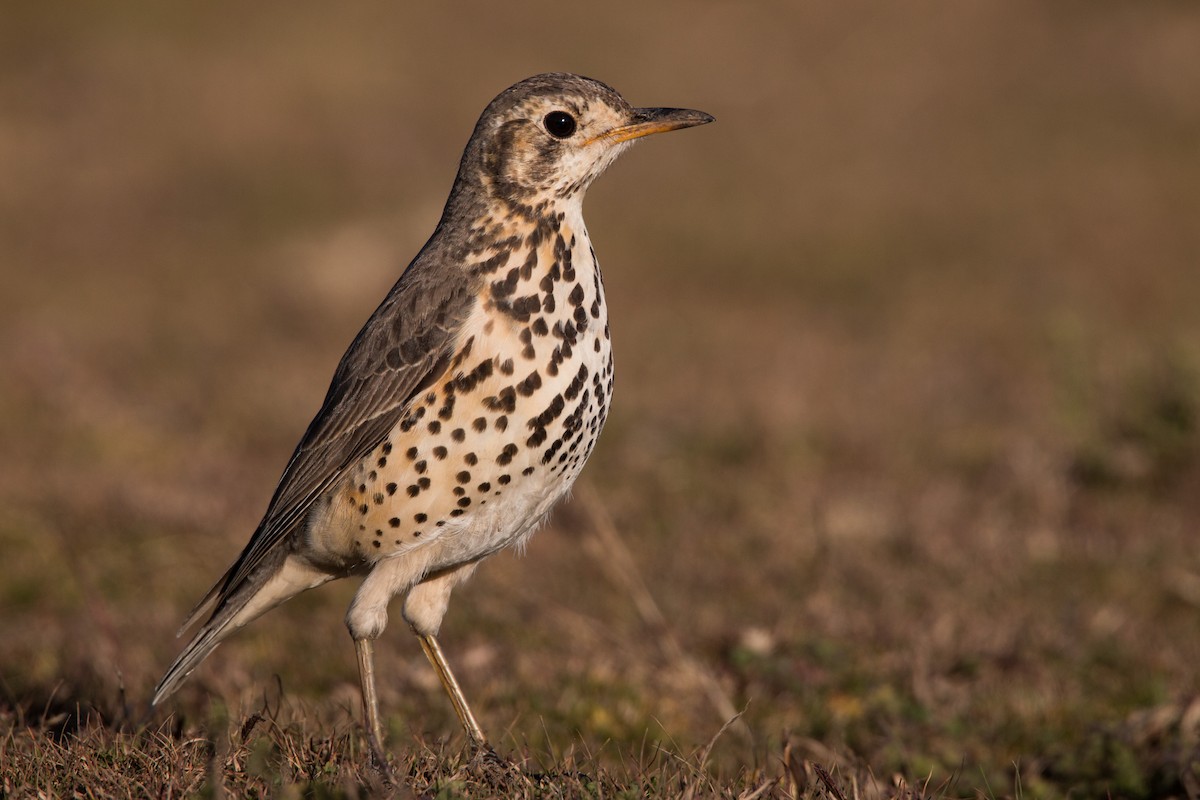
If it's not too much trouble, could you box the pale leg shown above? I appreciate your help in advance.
[418,632,487,748]
[355,637,388,761]
[402,563,489,747]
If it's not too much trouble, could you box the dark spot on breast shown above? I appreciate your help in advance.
[491,267,520,298]
[520,247,538,280]
[477,251,508,275]
[433,446,448,460]
[565,363,589,401]
[458,497,472,508]
[517,370,542,397]
[428,421,442,434]
[415,513,428,523]
[418,477,431,489]
[406,486,420,498]
[498,474,511,485]
[522,466,536,476]
[496,443,519,465]
[495,415,508,431]
[451,335,475,368]
[386,483,397,495]
[484,387,517,413]
[534,393,566,427]
[514,294,541,320]
[454,359,494,394]
[359,504,370,514]
[473,416,487,432]
[465,452,478,465]
[406,447,419,460]
[415,460,427,474]
[478,482,491,492]
[457,471,471,484]
[500,358,514,376]
[451,428,465,442]
[389,518,401,528]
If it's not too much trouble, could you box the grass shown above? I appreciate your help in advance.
[3,1,1200,797]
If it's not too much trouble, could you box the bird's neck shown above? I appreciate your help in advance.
[460,198,601,318]
[458,193,588,267]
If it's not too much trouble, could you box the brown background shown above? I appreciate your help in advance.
[2,2,1199,794]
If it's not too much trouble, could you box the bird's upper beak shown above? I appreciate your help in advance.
[589,107,715,145]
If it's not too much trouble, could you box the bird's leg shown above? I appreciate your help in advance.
[402,563,492,753]
[354,637,391,769]
[418,632,488,749]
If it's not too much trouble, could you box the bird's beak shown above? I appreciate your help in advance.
[589,107,715,145]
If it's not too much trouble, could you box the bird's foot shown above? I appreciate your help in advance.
[470,740,508,769]
[364,729,396,784]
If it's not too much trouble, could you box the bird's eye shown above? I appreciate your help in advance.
[543,110,577,139]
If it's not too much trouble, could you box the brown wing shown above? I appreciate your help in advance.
[189,258,477,624]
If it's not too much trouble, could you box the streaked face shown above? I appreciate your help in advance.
[474,74,712,202]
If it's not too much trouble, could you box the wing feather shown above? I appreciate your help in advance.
[196,260,476,620]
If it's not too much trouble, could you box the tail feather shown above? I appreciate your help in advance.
[153,553,334,705]
[175,564,233,638]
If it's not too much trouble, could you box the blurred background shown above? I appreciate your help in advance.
[2,1,1199,794]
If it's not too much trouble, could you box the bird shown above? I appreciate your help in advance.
[152,72,713,755]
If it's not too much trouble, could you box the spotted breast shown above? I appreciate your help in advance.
[304,203,612,573]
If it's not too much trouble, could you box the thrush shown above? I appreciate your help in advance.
[153,72,713,753]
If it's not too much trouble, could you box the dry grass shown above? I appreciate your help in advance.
[3,1,1200,797]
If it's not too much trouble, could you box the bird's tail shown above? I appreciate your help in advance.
[152,553,333,706]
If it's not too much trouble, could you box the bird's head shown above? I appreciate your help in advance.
[457,73,713,210]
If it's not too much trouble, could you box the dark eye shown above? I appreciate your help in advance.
[543,110,577,139]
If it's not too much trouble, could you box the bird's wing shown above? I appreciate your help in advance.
[185,262,476,628]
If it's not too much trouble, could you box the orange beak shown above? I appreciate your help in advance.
[588,107,715,146]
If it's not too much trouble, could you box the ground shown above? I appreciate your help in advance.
[2,2,1200,798]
